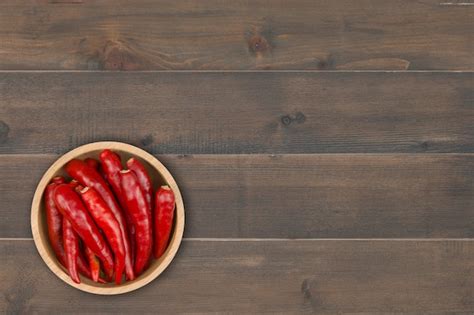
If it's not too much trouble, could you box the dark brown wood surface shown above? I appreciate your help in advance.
[0,0,473,70]
[1,154,473,239]
[2,240,474,313]
[1,72,473,154]
[1,0,473,313]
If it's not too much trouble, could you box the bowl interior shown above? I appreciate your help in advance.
[32,142,184,294]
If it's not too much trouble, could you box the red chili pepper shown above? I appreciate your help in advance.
[63,218,81,284]
[84,245,100,282]
[126,158,153,215]
[84,158,99,170]
[121,170,152,276]
[79,186,126,284]
[126,159,152,265]
[45,183,102,281]
[45,182,67,267]
[99,150,136,278]
[52,176,66,185]
[53,184,114,280]
[65,158,134,281]
[99,150,126,207]
[154,185,176,259]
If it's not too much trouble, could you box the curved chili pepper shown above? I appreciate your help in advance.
[126,158,153,215]
[79,186,126,284]
[45,183,101,281]
[99,150,127,208]
[65,158,134,280]
[52,176,66,185]
[84,158,99,170]
[99,150,136,278]
[45,182,67,267]
[63,218,81,283]
[53,184,114,280]
[154,185,176,259]
[126,159,152,265]
[121,170,152,276]
[84,245,100,282]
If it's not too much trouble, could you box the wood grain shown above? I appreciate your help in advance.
[1,72,473,154]
[0,0,472,70]
[1,240,474,313]
[1,154,473,239]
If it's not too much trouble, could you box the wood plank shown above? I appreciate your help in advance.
[1,240,473,313]
[0,0,472,70]
[1,72,473,154]
[1,154,473,239]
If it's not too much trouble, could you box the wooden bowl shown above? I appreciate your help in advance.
[31,141,185,295]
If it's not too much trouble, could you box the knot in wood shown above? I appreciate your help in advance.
[281,115,292,126]
[248,35,270,55]
[101,40,141,70]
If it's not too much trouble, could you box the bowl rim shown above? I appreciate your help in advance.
[31,141,185,295]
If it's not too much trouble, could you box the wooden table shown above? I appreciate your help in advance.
[1,1,473,313]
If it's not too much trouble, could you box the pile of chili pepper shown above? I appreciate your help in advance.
[44,149,176,284]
